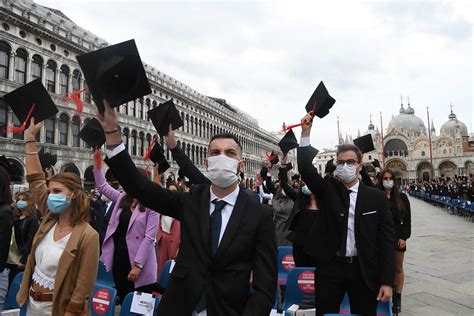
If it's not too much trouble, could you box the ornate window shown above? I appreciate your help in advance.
[0,41,10,79]
[59,65,69,95]
[46,60,56,93]
[59,113,69,145]
[45,117,55,144]
[14,48,27,84]
[72,116,80,147]
[31,55,43,81]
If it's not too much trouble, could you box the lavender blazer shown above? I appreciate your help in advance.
[94,169,159,288]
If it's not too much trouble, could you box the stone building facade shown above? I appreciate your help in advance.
[0,0,296,189]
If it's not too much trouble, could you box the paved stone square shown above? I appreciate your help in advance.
[402,196,473,315]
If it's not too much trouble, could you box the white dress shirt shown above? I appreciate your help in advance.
[345,181,359,257]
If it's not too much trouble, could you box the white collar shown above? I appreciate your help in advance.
[210,185,240,206]
[347,180,360,193]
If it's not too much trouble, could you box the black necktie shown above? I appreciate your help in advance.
[195,199,228,313]
[211,199,227,256]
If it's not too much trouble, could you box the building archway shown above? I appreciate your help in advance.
[465,161,473,175]
[7,158,24,183]
[84,166,94,191]
[417,161,432,181]
[105,168,119,189]
[385,159,407,184]
[61,163,80,176]
[438,160,457,178]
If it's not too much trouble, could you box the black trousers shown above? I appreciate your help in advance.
[315,258,378,316]
[293,244,314,267]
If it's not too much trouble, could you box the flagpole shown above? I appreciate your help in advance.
[427,106,433,178]
[380,112,385,168]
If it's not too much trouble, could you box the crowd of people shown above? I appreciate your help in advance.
[0,104,421,316]
[407,176,473,201]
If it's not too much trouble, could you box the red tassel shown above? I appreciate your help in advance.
[143,135,158,162]
[283,99,318,131]
[95,149,102,170]
[7,103,36,134]
[62,89,85,116]
[265,150,277,162]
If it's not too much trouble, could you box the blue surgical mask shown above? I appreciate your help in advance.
[301,185,312,196]
[16,200,28,210]
[47,194,71,214]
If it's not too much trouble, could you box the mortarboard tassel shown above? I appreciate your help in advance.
[265,150,277,163]
[94,148,102,170]
[143,135,158,162]
[62,89,86,116]
[5,103,36,134]
[283,100,318,131]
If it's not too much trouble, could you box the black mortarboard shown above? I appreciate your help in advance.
[260,166,268,178]
[372,158,381,169]
[325,158,336,174]
[353,134,375,154]
[148,99,184,137]
[286,161,293,171]
[149,143,170,174]
[76,39,152,112]
[268,151,279,165]
[3,79,58,126]
[79,118,106,148]
[38,148,57,169]
[279,129,299,155]
[305,81,336,119]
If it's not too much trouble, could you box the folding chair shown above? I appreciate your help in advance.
[96,261,115,287]
[89,284,117,316]
[282,267,315,312]
[277,246,295,286]
[158,260,174,289]
[119,291,161,316]
[4,272,23,310]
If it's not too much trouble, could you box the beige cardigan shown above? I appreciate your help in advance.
[17,173,99,315]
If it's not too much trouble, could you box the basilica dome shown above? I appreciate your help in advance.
[387,104,427,136]
[440,109,468,138]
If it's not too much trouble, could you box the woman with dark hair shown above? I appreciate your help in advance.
[94,155,159,303]
[378,169,411,313]
[6,192,39,285]
[17,118,99,316]
[0,164,14,312]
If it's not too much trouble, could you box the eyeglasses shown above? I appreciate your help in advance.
[336,159,358,166]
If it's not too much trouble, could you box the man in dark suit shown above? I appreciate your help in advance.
[98,101,277,316]
[165,128,260,203]
[298,113,395,316]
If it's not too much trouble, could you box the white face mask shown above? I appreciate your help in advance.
[383,180,395,189]
[334,163,358,184]
[206,155,240,188]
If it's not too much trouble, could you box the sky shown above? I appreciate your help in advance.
[38,0,473,149]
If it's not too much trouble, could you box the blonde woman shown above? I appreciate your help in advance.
[16,118,99,316]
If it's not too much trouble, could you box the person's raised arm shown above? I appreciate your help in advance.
[265,162,276,195]
[166,128,211,185]
[297,113,328,196]
[279,155,298,201]
[92,153,121,203]
[24,118,48,216]
[97,100,187,219]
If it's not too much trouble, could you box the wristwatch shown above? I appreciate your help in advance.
[134,263,144,269]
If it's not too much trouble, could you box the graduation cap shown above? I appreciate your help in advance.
[324,158,336,174]
[76,39,152,112]
[305,81,336,118]
[79,118,106,148]
[3,79,58,133]
[286,161,293,171]
[260,166,268,178]
[279,129,299,155]
[266,151,279,165]
[148,99,183,137]
[284,81,336,131]
[353,134,375,154]
[149,142,170,174]
[372,158,381,169]
[38,148,57,169]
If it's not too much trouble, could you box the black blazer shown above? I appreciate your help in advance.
[106,150,277,316]
[387,192,411,241]
[297,146,395,290]
[13,214,39,264]
[170,146,260,203]
[0,203,13,272]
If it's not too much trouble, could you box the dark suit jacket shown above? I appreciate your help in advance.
[106,150,277,316]
[298,146,395,290]
[170,146,260,203]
